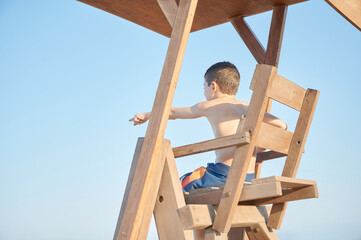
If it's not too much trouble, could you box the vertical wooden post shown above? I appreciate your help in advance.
[113,0,198,239]
[265,5,288,67]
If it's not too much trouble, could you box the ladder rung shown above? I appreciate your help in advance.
[173,132,250,158]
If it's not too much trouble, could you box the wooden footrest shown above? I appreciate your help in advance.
[178,205,271,230]
[184,176,318,205]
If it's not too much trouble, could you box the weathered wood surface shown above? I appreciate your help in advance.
[78,0,308,37]
[113,0,198,239]
[173,132,250,158]
[154,144,194,240]
[212,65,277,233]
[267,89,319,229]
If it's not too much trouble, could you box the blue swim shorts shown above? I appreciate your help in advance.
[180,162,255,192]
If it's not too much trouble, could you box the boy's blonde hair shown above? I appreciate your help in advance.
[204,61,240,95]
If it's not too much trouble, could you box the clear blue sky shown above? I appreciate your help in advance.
[1,1,361,239]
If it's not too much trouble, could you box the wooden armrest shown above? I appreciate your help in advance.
[172,132,250,158]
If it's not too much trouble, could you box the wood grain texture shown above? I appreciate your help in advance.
[231,16,266,64]
[154,144,194,240]
[78,0,308,37]
[173,132,250,158]
[256,122,293,154]
[114,1,198,239]
[267,89,319,229]
[179,205,270,230]
[158,0,179,28]
[212,64,277,233]
[269,74,306,111]
[326,0,361,31]
[185,181,282,205]
[265,5,288,67]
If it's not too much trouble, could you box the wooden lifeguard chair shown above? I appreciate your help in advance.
[77,0,361,239]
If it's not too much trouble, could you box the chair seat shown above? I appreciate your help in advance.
[184,176,318,205]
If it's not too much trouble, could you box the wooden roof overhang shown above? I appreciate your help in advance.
[77,0,308,37]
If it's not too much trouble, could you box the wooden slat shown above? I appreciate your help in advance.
[267,89,319,230]
[269,74,306,111]
[326,0,361,31]
[256,151,287,162]
[179,205,270,230]
[228,227,249,240]
[185,181,282,205]
[154,143,194,240]
[231,16,266,64]
[256,122,293,154]
[114,1,198,239]
[265,5,288,67]
[212,64,277,233]
[245,185,318,206]
[157,0,179,28]
[173,132,250,158]
[252,176,316,189]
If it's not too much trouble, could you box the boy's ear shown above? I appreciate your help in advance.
[211,81,217,91]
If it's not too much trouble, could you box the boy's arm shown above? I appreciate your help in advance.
[129,102,207,125]
[263,112,288,130]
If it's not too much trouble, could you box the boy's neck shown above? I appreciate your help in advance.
[212,92,235,100]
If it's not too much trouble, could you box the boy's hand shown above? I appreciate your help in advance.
[129,113,149,126]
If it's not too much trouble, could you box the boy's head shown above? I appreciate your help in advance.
[204,61,240,96]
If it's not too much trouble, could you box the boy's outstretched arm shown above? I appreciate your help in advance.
[129,102,207,125]
[263,112,288,130]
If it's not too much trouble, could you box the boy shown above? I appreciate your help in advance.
[129,62,287,192]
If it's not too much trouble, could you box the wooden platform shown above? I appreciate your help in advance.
[78,0,308,37]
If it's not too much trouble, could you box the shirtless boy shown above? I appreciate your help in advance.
[129,62,287,192]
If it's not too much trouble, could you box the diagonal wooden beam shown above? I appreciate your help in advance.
[325,0,361,31]
[113,0,198,239]
[158,0,179,28]
[231,16,266,64]
[265,5,288,67]
[212,65,277,234]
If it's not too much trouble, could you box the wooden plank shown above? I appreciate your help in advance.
[326,0,361,31]
[185,181,282,205]
[247,185,318,205]
[256,122,293,154]
[267,89,319,229]
[173,132,250,158]
[154,144,194,240]
[78,0,308,37]
[249,223,279,240]
[256,151,287,162]
[157,0,179,28]
[179,205,270,230]
[113,138,144,240]
[212,64,277,233]
[251,176,316,189]
[265,5,288,67]
[269,74,306,111]
[231,16,266,64]
[114,1,198,239]
[137,140,168,240]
